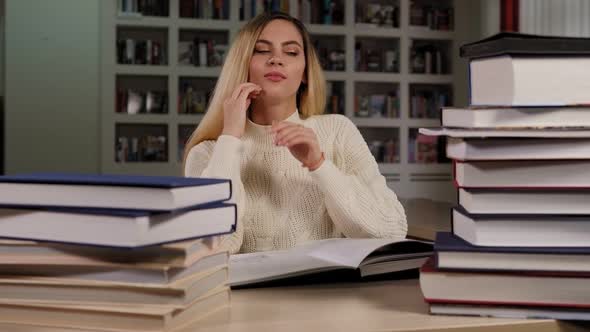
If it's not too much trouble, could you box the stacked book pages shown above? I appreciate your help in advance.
[0,172,236,331]
[418,32,590,321]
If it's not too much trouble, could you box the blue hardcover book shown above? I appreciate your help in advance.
[435,232,590,273]
[0,202,237,248]
[0,172,232,211]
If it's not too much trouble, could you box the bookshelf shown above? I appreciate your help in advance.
[101,0,457,202]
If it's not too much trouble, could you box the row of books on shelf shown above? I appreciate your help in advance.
[116,135,167,162]
[0,172,235,330]
[117,0,454,31]
[178,38,228,67]
[116,38,167,65]
[410,45,446,74]
[179,83,210,114]
[113,87,449,119]
[355,93,399,119]
[180,0,229,20]
[409,134,445,164]
[297,0,344,25]
[118,0,169,17]
[116,89,168,114]
[315,44,345,71]
[409,1,453,31]
[418,33,590,321]
[368,138,399,163]
[355,2,399,28]
[240,0,290,20]
[410,90,450,118]
[355,45,399,73]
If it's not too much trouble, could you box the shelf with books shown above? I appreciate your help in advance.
[408,0,453,32]
[240,0,290,21]
[178,29,229,67]
[179,0,231,20]
[408,127,448,164]
[409,83,451,119]
[115,123,169,163]
[178,76,216,114]
[409,38,452,75]
[311,34,346,72]
[325,81,345,115]
[355,0,400,29]
[354,81,399,119]
[116,75,169,114]
[116,26,169,65]
[358,127,400,164]
[355,37,400,73]
[118,0,171,18]
[101,0,458,202]
[297,0,345,25]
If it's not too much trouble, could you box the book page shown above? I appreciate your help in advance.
[229,238,399,286]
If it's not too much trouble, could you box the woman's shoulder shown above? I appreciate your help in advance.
[185,139,217,160]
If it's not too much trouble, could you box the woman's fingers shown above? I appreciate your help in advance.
[231,83,260,100]
[274,125,301,143]
[237,84,262,103]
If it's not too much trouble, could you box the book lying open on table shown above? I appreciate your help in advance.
[229,238,433,287]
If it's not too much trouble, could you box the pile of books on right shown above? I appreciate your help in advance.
[419,32,590,321]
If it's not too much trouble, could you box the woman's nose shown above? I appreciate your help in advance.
[267,54,283,66]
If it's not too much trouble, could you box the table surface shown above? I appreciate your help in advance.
[183,279,589,332]
[0,279,588,332]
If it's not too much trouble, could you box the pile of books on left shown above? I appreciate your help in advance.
[0,172,236,331]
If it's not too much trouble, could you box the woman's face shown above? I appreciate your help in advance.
[248,19,306,102]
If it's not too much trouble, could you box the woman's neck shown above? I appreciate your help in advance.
[249,98,297,125]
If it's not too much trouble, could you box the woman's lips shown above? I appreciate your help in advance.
[264,72,286,82]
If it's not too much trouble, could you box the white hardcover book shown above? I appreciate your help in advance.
[441,106,590,128]
[469,55,590,106]
[454,160,590,188]
[447,137,590,160]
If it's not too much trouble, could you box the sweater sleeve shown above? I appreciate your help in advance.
[184,135,246,254]
[309,116,408,240]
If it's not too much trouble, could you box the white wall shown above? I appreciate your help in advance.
[520,0,590,37]
[4,0,100,174]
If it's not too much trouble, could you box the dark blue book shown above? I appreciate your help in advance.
[0,202,237,248]
[0,172,231,211]
[435,232,590,273]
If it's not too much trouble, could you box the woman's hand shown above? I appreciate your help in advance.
[271,121,324,171]
[221,83,262,138]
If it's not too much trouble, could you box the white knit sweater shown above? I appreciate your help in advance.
[185,110,407,254]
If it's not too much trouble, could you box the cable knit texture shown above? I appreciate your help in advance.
[185,111,408,253]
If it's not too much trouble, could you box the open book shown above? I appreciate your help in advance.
[229,238,433,287]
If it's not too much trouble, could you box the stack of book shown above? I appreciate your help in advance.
[418,32,590,321]
[0,173,236,331]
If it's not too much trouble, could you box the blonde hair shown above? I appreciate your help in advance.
[182,12,326,172]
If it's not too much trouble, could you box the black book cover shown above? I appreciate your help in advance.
[460,32,590,59]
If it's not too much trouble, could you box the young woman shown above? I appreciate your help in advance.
[183,12,407,254]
